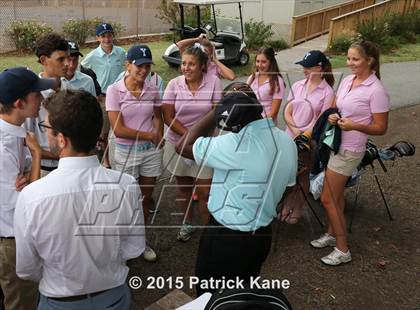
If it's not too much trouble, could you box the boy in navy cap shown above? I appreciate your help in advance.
[63,41,96,96]
[81,23,126,93]
[0,67,56,310]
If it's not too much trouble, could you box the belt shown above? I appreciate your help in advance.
[48,289,107,302]
[116,141,154,152]
[0,236,15,239]
[41,165,58,172]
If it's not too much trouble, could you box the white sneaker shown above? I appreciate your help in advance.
[310,233,336,248]
[143,245,157,262]
[321,247,352,266]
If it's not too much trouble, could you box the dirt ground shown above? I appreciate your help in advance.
[128,104,419,309]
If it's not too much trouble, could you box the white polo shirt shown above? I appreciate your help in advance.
[14,156,146,297]
[0,119,31,237]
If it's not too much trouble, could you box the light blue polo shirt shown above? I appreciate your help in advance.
[62,70,96,96]
[81,45,125,92]
[193,118,298,232]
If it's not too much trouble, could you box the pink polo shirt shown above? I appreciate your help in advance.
[247,73,285,117]
[285,78,334,137]
[207,61,221,78]
[105,78,161,145]
[163,73,222,144]
[336,73,390,152]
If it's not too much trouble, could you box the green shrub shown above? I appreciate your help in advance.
[6,20,53,53]
[244,19,274,50]
[63,18,126,45]
[396,32,417,44]
[356,18,399,53]
[387,10,420,37]
[329,33,356,54]
[63,19,91,46]
[156,0,211,28]
[266,39,289,51]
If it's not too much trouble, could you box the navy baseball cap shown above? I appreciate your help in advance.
[126,45,154,65]
[68,41,83,57]
[0,67,56,105]
[295,50,329,67]
[96,23,114,36]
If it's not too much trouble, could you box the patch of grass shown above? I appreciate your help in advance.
[0,40,255,84]
[329,42,420,68]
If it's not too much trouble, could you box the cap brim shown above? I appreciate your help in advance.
[97,30,113,36]
[70,51,84,57]
[33,78,57,92]
[132,59,154,65]
[295,60,318,68]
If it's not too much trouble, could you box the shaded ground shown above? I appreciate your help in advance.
[129,104,420,309]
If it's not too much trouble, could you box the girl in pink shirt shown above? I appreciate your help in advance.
[311,41,390,266]
[106,44,164,261]
[162,45,222,241]
[247,47,285,122]
[284,50,335,138]
[281,50,335,225]
[176,34,236,81]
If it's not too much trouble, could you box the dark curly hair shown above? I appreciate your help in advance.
[35,33,68,62]
[44,89,103,153]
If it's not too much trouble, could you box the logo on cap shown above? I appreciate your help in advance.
[68,42,76,50]
[139,48,148,57]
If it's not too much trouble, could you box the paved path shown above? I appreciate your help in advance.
[225,34,419,110]
[275,35,330,72]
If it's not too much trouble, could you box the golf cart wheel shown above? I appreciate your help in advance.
[238,51,250,66]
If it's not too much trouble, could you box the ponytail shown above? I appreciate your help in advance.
[322,61,335,87]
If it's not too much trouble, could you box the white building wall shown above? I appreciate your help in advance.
[223,0,352,41]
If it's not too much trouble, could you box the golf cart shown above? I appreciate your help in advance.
[162,0,253,67]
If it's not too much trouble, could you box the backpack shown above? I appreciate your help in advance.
[204,288,292,310]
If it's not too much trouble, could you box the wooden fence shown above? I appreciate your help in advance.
[327,0,416,46]
[290,0,375,46]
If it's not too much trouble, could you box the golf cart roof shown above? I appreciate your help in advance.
[173,0,257,5]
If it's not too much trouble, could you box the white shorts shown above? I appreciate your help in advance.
[114,142,163,179]
[163,142,213,179]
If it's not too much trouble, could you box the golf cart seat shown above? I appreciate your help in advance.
[211,40,223,48]
[181,26,205,39]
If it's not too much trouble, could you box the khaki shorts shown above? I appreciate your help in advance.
[163,142,213,179]
[327,149,364,176]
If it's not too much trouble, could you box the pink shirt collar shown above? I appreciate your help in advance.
[178,73,209,91]
[115,77,153,97]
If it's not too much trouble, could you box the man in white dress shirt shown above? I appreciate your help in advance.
[0,67,56,309]
[14,89,146,309]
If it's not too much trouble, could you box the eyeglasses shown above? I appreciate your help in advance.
[38,120,54,133]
